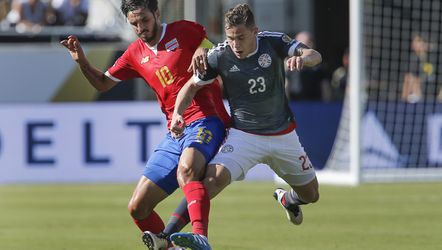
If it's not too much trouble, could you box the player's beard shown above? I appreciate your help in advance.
[141,17,159,44]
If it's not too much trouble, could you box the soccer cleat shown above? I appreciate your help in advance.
[142,231,168,250]
[273,188,303,225]
[170,232,212,250]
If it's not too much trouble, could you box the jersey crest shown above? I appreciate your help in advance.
[165,38,179,51]
[221,144,234,153]
[258,53,272,68]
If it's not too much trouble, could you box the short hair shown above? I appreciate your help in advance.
[224,3,255,29]
[121,0,158,17]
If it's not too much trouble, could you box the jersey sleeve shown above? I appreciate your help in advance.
[259,31,303,59]
[194,47,219,86]
[179,20,208,52]
[105,48,140,82]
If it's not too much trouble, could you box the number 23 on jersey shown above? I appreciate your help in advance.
[248,76,266,94]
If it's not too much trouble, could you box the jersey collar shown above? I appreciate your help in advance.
[246,37,259,58]
[145,23,167,54]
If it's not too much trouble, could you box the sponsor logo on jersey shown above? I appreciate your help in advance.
[282,34,293,44]
[165,38,179,51]
[258,53,272,68]
[221,144,234,153]
[140,56,149,64]
[229,65,240,72]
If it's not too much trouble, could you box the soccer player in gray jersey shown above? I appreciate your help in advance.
[168,3,321,248]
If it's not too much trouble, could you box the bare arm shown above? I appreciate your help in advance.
[299,48,322,67]
[187,38,215,74]
[188,47,209,75]
[286,45,322,71]
[60,35,117,92]
[170,78,206,137]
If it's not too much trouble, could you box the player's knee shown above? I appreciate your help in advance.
[203,172,230,198]
[202,176,216,197]
[204,176,225,193]
[177,162,202,182]
[300,177,320,203]
[295,186,320,204]
[203,175,214,187]
[310,189,320,203]
[128,200,150,220]
[304,188,320,204]
[127,200,140,218]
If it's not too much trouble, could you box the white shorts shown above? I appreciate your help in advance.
[210,128,316,186]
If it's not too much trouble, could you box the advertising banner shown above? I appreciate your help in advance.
[0,102,166,183]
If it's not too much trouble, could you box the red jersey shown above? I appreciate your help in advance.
[106,20,230,128]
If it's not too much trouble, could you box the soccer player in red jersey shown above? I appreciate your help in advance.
[61,1,229,249]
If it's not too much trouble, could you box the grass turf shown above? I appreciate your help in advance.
[1,182,441,250]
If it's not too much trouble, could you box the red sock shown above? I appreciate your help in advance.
[183,181,210,237]
[132,211,165,234]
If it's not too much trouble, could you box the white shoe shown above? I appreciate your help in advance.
[273,188,303,225]
[142,231,168,250]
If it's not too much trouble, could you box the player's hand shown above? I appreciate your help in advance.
[188,47,209,75]
[170,113,186,138]
[60,35,87,64]
[286,56,304,71]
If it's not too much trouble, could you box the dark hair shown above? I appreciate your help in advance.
[121,0,158,17]
[224,3,255,29]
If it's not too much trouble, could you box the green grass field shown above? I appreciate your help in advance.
[1,182,442,250]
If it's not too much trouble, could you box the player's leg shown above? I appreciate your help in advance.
[128,176,169,233]
[176,147,210,237]
[177,125,263,236]
[162,198,190,238]
[162,163,231,237]
[169,163,234,250]
[129,135,183,250]
[167,117,225,250]
[270,129,319,225]
[128,176,171,249]
[290,176,319,204]
[273,177,319,225]
[203,163,232,198]
[170,128,258,249]
[162,162,231,240]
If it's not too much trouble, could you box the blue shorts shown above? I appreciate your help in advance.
[143,116,226,194]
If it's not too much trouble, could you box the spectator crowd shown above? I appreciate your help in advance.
[0,0,88,32]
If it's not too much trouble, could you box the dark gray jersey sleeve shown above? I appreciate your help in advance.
[193,48,219,86]
[259,31,309,58]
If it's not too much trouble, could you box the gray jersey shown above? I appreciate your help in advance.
[197,31,302,134]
